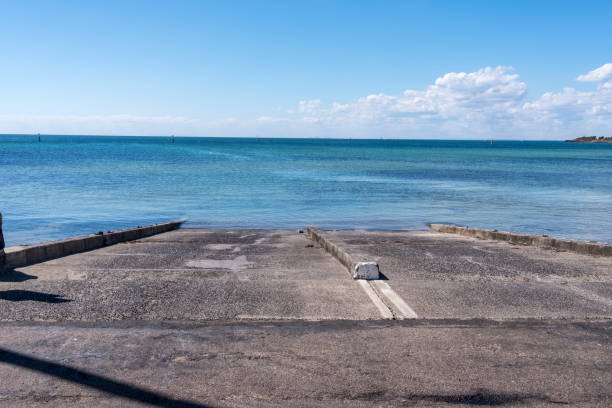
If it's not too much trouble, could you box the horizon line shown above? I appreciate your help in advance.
[0,133,591,142]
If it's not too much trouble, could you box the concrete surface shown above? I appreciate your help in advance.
[1,227,611,407]
[0,319,609,407]
[2,221,183,270]
[0,229,381,321]
[429,223,612,256]
[315,230,612,319]
[307,227,380,279]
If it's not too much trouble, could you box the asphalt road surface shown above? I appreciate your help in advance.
[0,228,610,407]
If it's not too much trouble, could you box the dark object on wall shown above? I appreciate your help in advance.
[0,213,5,268]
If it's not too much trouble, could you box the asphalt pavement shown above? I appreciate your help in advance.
[0,228,610,407]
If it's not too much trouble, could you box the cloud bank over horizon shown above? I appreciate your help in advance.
[2,63,611,140]
[274,63,612,139]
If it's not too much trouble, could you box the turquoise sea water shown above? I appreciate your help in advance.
[1,135,611,246]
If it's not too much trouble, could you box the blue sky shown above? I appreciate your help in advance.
[1,0,611,139]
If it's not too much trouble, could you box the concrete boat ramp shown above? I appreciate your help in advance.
[0,225,610,407]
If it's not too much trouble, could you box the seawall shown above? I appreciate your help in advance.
[429,223,611,257]
[1,220,183,271]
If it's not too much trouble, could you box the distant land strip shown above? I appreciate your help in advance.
[565,136,612,143]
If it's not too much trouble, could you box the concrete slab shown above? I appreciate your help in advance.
[391,280,612,319]
[0,319,609,407]
[321,231,611,280]
[0,230,382,321]
[318,230,612,319]
[1,228,611,406]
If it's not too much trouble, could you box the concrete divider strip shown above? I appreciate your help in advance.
[2,221,183,271]
[306,227,379,279]
[357,281,394,319]
[371,281,418,319]
[429,223,612,257]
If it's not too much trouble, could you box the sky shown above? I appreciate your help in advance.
[0,0,611,139]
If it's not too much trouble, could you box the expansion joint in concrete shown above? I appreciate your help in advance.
[370,280,418,319]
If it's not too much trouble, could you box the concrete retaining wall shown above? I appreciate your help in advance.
[428,223,612,257]
[0,214,5,267]
[306,227,379,279]
[1,221,183,271]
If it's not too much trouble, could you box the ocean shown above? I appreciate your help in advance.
[1,135,611,246]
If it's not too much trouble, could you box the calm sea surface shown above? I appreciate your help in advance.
[1,135,611,246]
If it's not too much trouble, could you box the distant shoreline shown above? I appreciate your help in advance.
[565,136,612,143]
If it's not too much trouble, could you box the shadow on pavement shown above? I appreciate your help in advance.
[0,270,38,282]
[0,347,212,408]
[0,290,70,303]
[402,389,563,406]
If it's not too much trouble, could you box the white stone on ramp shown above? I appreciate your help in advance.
[354,262,380,280]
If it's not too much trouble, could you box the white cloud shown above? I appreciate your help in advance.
[210,117,238,125]
[281,66,527,135]
[576,63,612,88]
[522,87,612,122]
[2,63,611,139]
[520,63,612,133]
[278,63,612,138]
[297,99,321,113]
[256,116,289,124]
